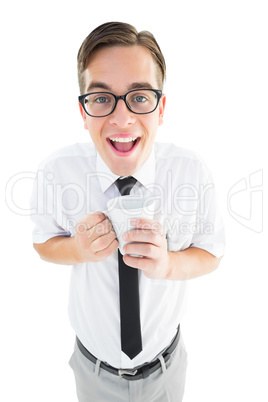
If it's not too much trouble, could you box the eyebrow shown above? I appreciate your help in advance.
[128,82,154,90]
[86,81,154,93]
[86,82,111,92]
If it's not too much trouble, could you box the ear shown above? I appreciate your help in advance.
[158,94,166,126]
[79,102,88,130]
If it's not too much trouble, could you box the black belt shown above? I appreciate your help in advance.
[76,325,180,381]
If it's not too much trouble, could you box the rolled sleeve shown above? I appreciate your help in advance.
[30,165,71,244]
[190,168,225,258]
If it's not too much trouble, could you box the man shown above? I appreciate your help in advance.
[31,22,225,401]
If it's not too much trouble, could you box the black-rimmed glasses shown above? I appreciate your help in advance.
[78,89,162,117]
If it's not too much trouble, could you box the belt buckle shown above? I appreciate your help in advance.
[118,369,138,378]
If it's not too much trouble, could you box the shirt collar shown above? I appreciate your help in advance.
[96,145,156,193]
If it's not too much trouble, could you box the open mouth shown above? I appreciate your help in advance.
[107,137,140,154]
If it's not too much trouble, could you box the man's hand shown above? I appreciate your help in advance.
[33,211,118,265]
[122,218,222,280]
[74,212,119,263]
[122,218,170,279]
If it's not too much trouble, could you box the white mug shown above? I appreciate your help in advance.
[106,195,155,255]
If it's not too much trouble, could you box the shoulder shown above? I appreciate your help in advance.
[37,142,96,170]
[154,142,213,184]
[154,142,207,167]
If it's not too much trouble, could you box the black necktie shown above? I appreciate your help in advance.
[115,176,143,359]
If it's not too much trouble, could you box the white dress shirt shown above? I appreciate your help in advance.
[30,141,225,369]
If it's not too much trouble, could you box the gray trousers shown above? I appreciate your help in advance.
[69,335,188,402]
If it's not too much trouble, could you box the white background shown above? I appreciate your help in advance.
[1,0,267,400]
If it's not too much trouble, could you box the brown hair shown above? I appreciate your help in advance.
[77,22,166,94]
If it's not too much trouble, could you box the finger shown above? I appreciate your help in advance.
[76,211,107,233]
[123,254,154,271]
[91,230,118,253]
[124,242,158,259]
[95,238,119,260]
[130,218,163,233]
[123,229,162,246]
[88,218,113,242]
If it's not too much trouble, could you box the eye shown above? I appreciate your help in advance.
[95,96,110,104]
[133,95,148,103]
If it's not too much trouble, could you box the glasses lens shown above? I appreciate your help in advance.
[126,90,159,114]
[83,93,115,116]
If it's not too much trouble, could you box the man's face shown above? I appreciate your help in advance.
[79,45,166,176]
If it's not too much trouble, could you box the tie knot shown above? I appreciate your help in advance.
[115,176,137,196]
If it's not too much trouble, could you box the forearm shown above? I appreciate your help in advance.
[166,247,222,280]
[33,213,119,265]
[33,236,80,265]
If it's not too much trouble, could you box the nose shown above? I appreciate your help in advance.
[108,98,136,127]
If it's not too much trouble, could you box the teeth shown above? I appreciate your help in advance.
[109,137,137,143]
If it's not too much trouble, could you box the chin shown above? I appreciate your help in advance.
[109,160,139,177]
[111,166,136,177]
